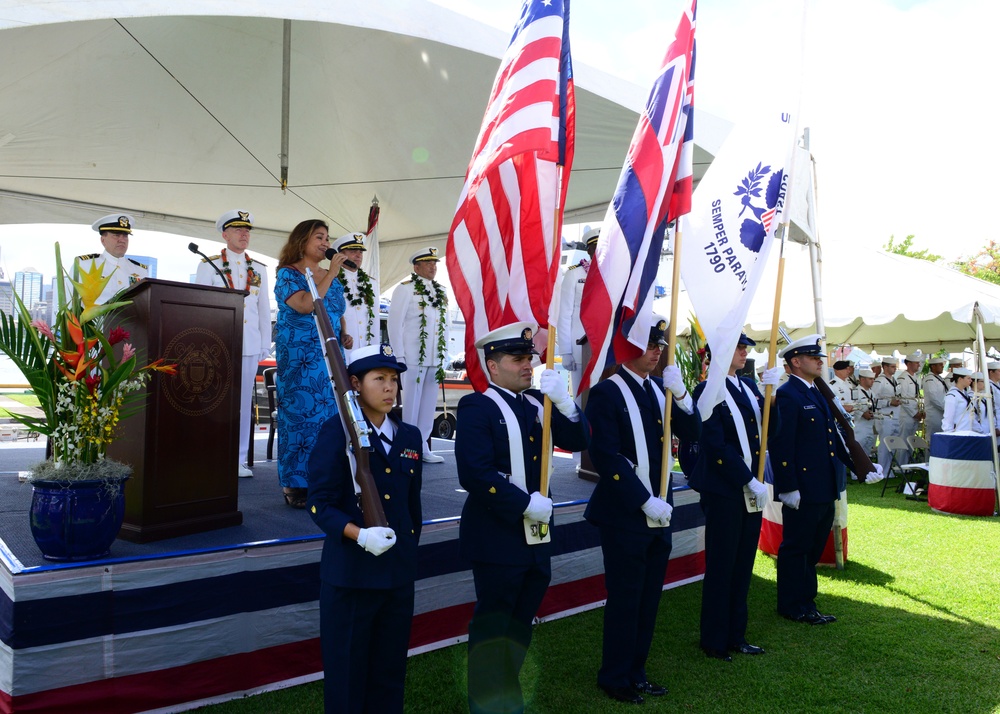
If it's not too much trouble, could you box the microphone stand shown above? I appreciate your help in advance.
[188,242,232,287]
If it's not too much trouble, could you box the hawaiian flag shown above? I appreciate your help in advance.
[578,0,696,389]
[446,0,575,391]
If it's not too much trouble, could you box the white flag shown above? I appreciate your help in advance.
[681,112,796,420]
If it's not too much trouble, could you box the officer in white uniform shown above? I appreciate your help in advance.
[76,214,148,304]
[987,361,1000,434]
[853,369,878,460]
[195,210,272,478]
[388,247,449,463]
[897,351,925,462]
[922,357,948,443]
[873,355,902,468]
[556,228,598,396]
[333,232,380,358]
[828,360,856,414]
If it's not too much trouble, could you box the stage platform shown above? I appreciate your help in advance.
[0,434,706,713]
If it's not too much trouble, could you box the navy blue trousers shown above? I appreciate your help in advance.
[776,500,835,618]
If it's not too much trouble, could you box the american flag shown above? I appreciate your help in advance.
[578,0,696,389]
[446,0,575,391]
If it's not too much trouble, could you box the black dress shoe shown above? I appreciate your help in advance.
[702,646,733,661]
[784,611,829,625]
[632,680,668,697]
[810,610,837,623]
[729,642,766,655]
[600,685,644,704]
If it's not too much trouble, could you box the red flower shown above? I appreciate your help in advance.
[85,374,101,395]
[108,327,130,345]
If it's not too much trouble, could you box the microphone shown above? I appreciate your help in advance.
[188,242,231,287]
[325,247,357,270]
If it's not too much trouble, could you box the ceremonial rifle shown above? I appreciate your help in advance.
[305,268,387,528]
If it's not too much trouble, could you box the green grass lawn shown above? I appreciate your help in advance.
[195,483,1000,714]
[0,393,39,419]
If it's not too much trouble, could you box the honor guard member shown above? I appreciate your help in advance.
[987,361,1000,434]
[873,355,902,467]
[584,316,700,704]
[769,335,880,625]
[388,247,449,463]
[334,232,380,358]
[922,357,948,442]
[556,227,599,396]
[853,369,879,460]
[943,368,988,433]
[195,210,272,478]
[828,360,857,414]
[77,214,148,304]
[306,345,422,714]
[898,351,926,457]
[690,334,782,661]
[456,323,589,714]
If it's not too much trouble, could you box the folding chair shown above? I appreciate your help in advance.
[880,435,911,496]
[263,368,278,460]
[907,435,929,463]
[902,435,931,499]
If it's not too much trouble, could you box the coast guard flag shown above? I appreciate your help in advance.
[579,0,696,389]
[446,0,575,391]
[681,112,796,420]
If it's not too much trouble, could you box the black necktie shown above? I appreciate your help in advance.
[644,379,660,415]
[379,432,392,450]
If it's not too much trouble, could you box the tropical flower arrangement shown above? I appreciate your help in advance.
[0,243,176,477]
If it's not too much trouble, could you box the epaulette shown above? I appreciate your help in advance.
[566,262,581,271]
[201,255,221,263]
[77,253,100,260]
[128,258,148,269]
[829,379,836,384]
[401,279,412,285]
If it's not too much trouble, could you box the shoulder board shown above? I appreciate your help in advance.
[566,263,580,271]
[401,279,412,285]
[77,253,100,260]
[127,258,148,269]
[201,255,221,263]
[829,379,837,384]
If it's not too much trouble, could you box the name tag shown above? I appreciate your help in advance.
[803,404,817,410]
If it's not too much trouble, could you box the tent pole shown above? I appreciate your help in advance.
[280,20,291,193]
[974,308,1000,514]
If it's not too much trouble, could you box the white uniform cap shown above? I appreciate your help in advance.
[948,357,965,367]
[987,361,1000,371]
[952,367,972,377]
[475,321,537,355]
[927,357,947,366]
[971,371,985,380]
[92,213,135,234]
[904,350,924,362]
[333,232,366,252]
[777,333,825,360]
[216,210,254,231]
[409,247,440,264]
[858,368,876,379]
[880,356,899,366]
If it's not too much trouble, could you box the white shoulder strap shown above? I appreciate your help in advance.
[482,388,528,492]
[608,374,654,496]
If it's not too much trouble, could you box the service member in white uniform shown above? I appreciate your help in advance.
[388,247,449,463]
[897,351,925,461]
[556,228,598,396]
[76,214,148,304]
[853,369,878,459]
[922,357,948,442]
[333,232,380,359]
[828,360,856,413]
[987,361,1000,435]
[942,368,988,434]
[195,210,272,478]
[873,355,902,467]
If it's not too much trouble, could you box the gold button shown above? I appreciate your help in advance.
[410,469,414,474]
[755,450,760,455]
[657,419,662,425]
[310,506,316,514]
[613,474,620,481]
[489,486,497,494]
[810,418,815,422]
[411,529,414,534]
[384,494,391,500]
[385,467,391,474]
[830,452,834,457]
[782,461,788,467]
[802,467,807,471]
[717,459,723,465]
[529,436,534,442]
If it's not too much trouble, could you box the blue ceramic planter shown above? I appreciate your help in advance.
[29,477,129,561]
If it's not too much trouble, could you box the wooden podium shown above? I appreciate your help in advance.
[108,279,245,542]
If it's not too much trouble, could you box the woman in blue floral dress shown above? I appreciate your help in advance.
[274,219,353,508]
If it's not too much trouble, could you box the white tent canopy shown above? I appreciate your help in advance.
[0,1,732,288]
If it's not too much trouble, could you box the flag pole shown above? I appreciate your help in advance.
[540,165,565,506]
[660,223,684,499]
[757,226,787,484]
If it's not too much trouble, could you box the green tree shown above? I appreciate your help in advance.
[954,240,1000,286]
[883,234,943,262]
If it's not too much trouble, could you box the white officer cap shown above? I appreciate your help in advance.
[409,247,440,264]
[216,210,254,232]
[858,368,876,379]
[904,350,924,363]
[475,321,538,356]
[583,227,601,247]
[333,232,366,252]
[777,333,825,360]
[92,213,135,234]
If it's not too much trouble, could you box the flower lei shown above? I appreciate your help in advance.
[411,273,448,383]
[339,267,376,342]
[221,248,256,294]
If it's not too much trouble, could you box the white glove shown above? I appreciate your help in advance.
[641,495,673,526]
[356,526,396,556]
[259,350,271,363]
[523,491,553,523]
[560,354,577,372]
[539,369,576,417]
[662,365,687,399]
[761,365,783,387]
[778,490,801,510]
[746,477,768,498]
[864,464,885,484]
